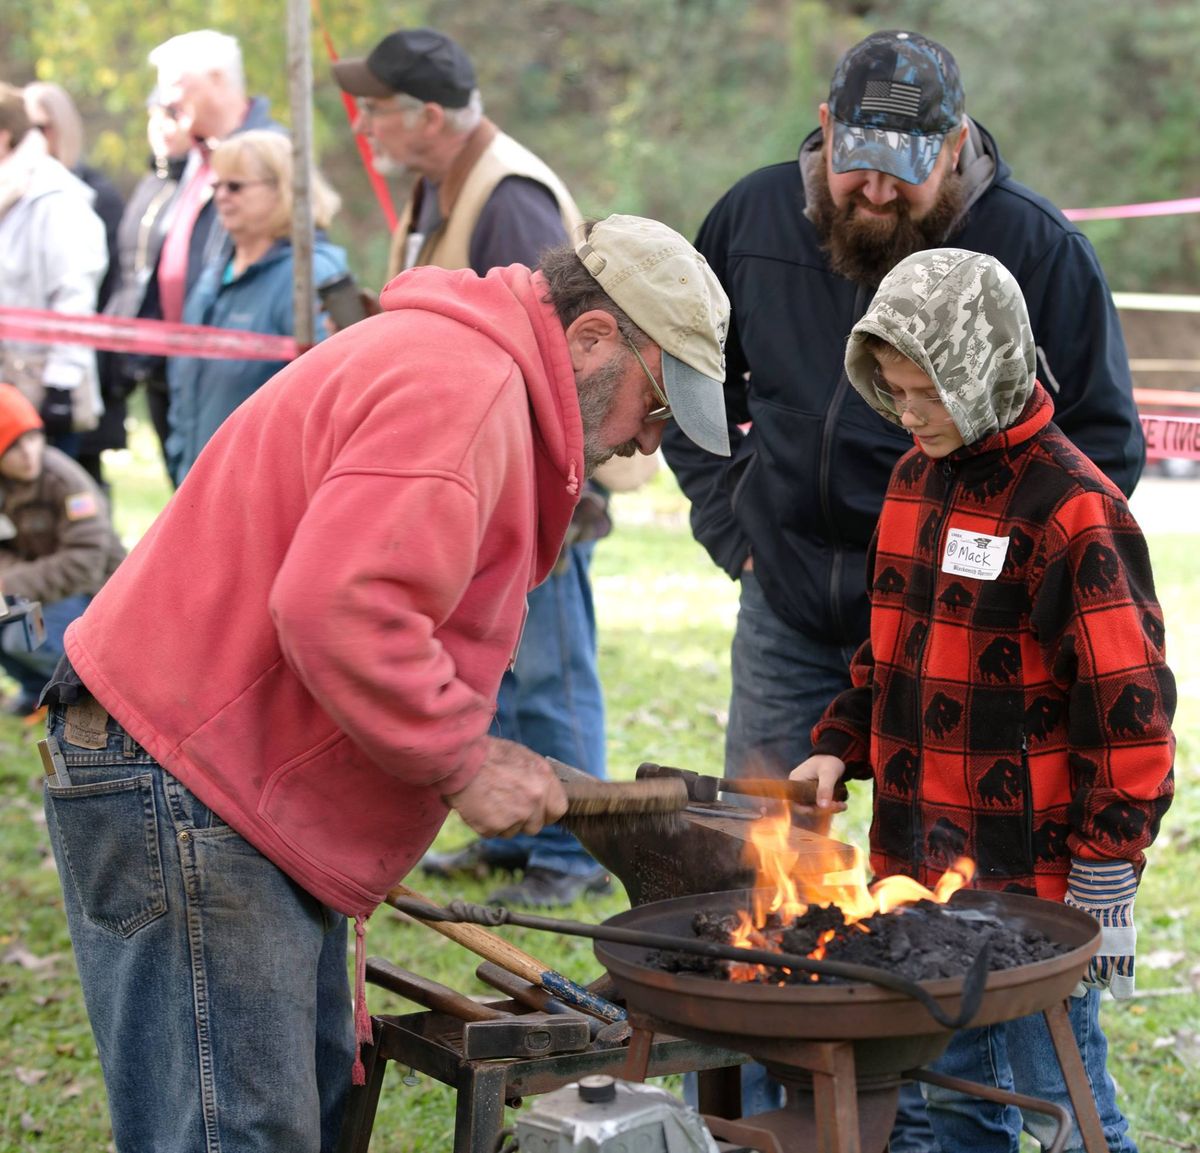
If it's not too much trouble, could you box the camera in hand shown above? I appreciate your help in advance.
[317,272,370,331]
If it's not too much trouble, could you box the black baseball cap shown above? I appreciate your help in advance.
[827,30,964,185]
[332,28,476,108]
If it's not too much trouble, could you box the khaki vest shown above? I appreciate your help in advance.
[387,127,582,278]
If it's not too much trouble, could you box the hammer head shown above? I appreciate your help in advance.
[460,1012,591,1060]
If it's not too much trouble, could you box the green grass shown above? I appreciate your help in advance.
[0,440,1196,1151]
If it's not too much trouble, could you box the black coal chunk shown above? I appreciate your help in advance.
[651,900,1068,984]
[776,900,1064,985]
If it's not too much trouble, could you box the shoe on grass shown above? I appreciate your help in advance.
[420,840,526,881]
[486,866,612,909]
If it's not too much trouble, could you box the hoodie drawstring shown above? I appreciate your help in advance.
[566,460,580,497]
[351,913,372,1085]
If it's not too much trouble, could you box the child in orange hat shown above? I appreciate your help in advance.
[0,383,125,716]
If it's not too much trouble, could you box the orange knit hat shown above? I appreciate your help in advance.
[0,383,44,456]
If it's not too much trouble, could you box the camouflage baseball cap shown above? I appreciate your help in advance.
[828,30,964,186]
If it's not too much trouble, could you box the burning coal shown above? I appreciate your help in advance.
[652,814,1067,984]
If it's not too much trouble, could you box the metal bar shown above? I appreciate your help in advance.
[909,1067,1071,1153]
[812,1042,862,1153]
[1041,1002,1110,1153]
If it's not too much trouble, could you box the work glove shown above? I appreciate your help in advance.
[1062,858,1137,1000]
[39,387,74,437]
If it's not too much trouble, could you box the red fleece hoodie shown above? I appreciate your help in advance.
[66,264,583,917]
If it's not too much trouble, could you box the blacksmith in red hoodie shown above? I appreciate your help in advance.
[793,248,1174,1153]
[38,214,731,1153]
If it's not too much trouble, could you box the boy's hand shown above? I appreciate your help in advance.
[789,754,848,810]
[1062,858,1137,999]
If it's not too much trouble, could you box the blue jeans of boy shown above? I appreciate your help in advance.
[482,541,607,877]
[0,594,90,703]
[42,702,354,1152]
[925,989,1136,1152]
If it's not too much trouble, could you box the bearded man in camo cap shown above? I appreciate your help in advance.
[662,33,1146,1134]
[793,247,1174,1153]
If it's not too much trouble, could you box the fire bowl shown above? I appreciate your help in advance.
[595,887,1099,1077]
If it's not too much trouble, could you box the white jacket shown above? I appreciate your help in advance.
[0,133,108,429]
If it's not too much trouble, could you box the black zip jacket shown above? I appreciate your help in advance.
[663,120,1144,647]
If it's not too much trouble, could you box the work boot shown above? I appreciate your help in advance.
[420,840,525,881]
[486,866,612,909]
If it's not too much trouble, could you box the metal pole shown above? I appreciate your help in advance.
[287,0,315,348]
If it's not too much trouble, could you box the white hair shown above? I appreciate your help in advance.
[390,88,483,135]
[149,30,244,93]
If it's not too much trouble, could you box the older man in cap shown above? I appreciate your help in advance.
[335,27,630,909]
[41,213,729,1153]
[662,26,1144,1142]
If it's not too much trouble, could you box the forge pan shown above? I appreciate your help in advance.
[595,888,1099,1044]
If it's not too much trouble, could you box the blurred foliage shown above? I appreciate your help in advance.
[3,0,1200,290]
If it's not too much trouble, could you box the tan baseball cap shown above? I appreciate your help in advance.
[575,215,731,456]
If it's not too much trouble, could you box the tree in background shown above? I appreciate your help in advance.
[6,0,1200,291]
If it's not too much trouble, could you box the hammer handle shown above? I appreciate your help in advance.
[386,881,625,1023]
[367,956,505,1021]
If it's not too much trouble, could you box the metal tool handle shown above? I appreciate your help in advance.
[366,957,504,1021]
[386,882,626,1023]
[637,762,847,806]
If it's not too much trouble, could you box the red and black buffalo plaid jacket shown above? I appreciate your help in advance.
[812,384,1175,900]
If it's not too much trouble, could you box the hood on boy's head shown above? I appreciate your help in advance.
[845,248,1036,445]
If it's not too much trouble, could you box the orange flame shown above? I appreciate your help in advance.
[726,811,976,982]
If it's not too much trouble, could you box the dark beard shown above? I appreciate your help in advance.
[577,351,638,475]
[809,164,968,286]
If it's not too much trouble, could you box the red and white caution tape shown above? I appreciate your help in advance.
[0,307,300,362]
[1064,196,1200,223]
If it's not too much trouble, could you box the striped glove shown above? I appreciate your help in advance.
[1062,859,1137,1000]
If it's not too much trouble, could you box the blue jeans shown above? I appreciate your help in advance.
[42,702,354,1152]
[484,542,607,877]
[725,570,857,780]
[0,594,91,702]
[925,990,1135,1152]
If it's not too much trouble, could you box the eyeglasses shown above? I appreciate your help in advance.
[356,98,408,122]
[210,179,274,195]
[626,338,672,423]
[872,371,955,425]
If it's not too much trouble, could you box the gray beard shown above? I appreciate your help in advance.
[577,351,638,475]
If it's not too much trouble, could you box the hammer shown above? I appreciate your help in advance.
[366,957,590,1060]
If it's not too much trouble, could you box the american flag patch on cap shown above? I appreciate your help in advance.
[861,79,922,118]
[65,491,99,520]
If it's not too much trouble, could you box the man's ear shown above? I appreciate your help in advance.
[564,310,621,372]
[950,117,970,167]
[420,102,446,135]
[818,102,831,138]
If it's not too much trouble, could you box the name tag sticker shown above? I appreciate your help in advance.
[941,527,1010,581]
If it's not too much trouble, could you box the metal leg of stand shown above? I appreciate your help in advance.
[335,1024,389,1153]
[1042,1001,1109,1153]
[454,1061,510,1153]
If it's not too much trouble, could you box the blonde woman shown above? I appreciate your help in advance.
[166,130,346,484]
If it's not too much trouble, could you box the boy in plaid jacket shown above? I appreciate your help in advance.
[792,248,1174,1152]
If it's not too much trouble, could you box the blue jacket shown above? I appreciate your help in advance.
[662,119,1144,647]
[167,235,346,482]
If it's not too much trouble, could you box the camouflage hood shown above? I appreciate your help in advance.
[845,248,1036,445]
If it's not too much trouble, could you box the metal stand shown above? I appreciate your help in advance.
[336,1010,745,1153]
[619,1000,1108,1153]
